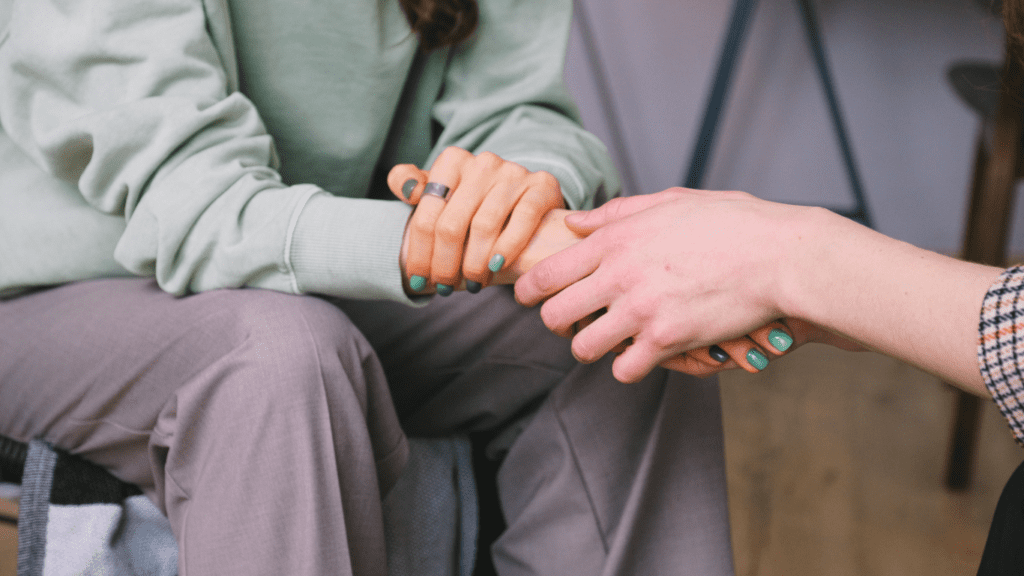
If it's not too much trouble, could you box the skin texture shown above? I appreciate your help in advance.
[514,188,1003,391]
[393,156,785,375]
[388,147,565,290]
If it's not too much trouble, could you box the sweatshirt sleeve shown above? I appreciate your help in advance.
[978,265,1024,446]
[427,0,620,210]
[0,0,416,303]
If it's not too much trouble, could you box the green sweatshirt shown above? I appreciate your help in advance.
[0,0,617,302]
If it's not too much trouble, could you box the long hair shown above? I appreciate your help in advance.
[399,0,479,50]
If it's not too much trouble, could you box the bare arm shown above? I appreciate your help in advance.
[514,189,1002,391]
[781,206,1001,394]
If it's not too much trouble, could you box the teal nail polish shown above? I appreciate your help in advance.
[409,275,427,292]
[401,179,417,199]
[768,329,793,352]
[488,254,505,273]
[465,280,482,294]
[436,283,453,297]
[746,349,769,371]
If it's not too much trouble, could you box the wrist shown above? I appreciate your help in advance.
[773,206,855,325]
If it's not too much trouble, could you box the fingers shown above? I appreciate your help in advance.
[428,151,498,289]
[401,148,568,294]
[539,274,613,338]
[563,193,671,234]
[659,353,735,378]
[748,321,796,356]
[564,187,751,234]
[464,171,564,285]
[514,234,604,307]
[388,164,428,204]
[692,321,796,374]
[457,162,532,285]
[403,151,469,292]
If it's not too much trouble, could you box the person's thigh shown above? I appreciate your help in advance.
[0,278,405,494]
[336,286,734,575]
[1,278,408,575]
[334,286,577,437]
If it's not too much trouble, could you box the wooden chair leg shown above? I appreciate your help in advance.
[944,47,1024,490]
[946,391,982,490]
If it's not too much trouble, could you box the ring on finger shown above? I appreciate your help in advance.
[423,182,451,201]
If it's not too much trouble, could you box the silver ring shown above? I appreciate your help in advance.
[423,182,450,201]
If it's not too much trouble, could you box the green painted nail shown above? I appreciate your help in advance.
[465,280,482,294]
[401,179,417,199]
[488,254,505,273]
[768,329,793,352]
[409,275,427,292]
[436,283,453,297]
[747,349,769,371]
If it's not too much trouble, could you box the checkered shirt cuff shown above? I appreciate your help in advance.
[979,265,1024,446]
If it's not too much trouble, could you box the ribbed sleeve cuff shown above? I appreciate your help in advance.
[289,193,423,305]
[978,264,1024,446]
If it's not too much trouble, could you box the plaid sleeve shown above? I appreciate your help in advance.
[978,265,1024,446]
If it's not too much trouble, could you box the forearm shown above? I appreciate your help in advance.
[780,208,1002,394]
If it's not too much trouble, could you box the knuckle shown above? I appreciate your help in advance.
[436,218,465,243]
[606,197,629,218]
[530,170,559,189]
[410,215,435,237]
[648,323,678,350]
[470,212,502,238]
[476,151,502,167]
[437,146,470,168]
[530,261,560,291]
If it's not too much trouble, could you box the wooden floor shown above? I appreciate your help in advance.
[0,499,15,576]
[721,345,1022,576]
[0,345,1020,576]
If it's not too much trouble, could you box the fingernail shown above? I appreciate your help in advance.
[746,349,769,371]
[488,254,505,273]
[436,283,453,297]
[401,179,417,199]
[465,280,482,294]
[768,329,793,352]
[409,275,427,292]
[708,345,729,363]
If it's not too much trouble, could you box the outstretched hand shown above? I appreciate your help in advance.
[514,188,860,383]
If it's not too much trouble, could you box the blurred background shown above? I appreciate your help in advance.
[561,0,1023,575]
[564,0,1006,252]
[2,1,1022,575]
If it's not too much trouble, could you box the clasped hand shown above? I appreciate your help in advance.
[388,146,565,294]
[515,188,835,383]
[389,150,812,382]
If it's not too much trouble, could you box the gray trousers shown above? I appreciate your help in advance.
[0,278,733,576]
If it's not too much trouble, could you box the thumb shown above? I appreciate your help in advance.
[387,164,428,204]
[565,193,676,233]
